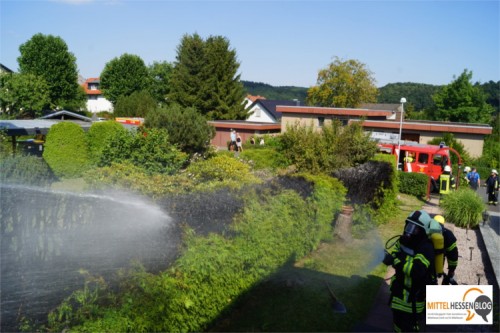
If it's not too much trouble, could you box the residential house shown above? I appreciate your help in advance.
[246,98,300,123]
[0,63,14,74]
[81,77,113,113]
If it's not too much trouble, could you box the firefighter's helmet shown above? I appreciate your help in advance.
[444,165,451,172]
[492,169,498,175]
[405,210,432,236]
[464,166,471,173]
[434,215,445,225]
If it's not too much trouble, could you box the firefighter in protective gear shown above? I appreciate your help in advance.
[433,215,459,285]
[383,210,436,332]
[439,165,455,194]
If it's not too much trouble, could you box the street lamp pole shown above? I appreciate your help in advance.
[397,97,407,169]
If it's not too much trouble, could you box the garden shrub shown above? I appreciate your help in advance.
[186,154,260,190]
[0,154,54,186]
[87,121,126,165]
[144,104,215,155]
[99,127,188,175]
[398,171,428,198]
[46,173,345,332]
[83,162,193,198]
[440,188,485,228]
[239,147,287,170]
[43,122,91,178]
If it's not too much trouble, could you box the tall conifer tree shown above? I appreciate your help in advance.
[168,33,247,120]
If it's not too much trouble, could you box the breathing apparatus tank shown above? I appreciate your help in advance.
[429,216,444,277]
[384,211,444,278]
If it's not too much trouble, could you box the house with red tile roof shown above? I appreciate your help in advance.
[81,77,113,113]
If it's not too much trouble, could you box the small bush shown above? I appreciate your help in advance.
[0,154,54,186]
[186,154,260,190]
[43,122,91,178]
[239,147,287,170]
[440,188,486,228]
[87,121,126,165]
[398,171,428,198]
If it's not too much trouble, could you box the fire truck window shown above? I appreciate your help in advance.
[418,153,428,164]
[433,154,442,165]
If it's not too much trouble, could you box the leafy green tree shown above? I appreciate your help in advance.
[87,121,127,165]
[99,127,188,175]
[148,61,173,105]
[0,72,50,118]
[306,57,378,108]
[168,33,247,120]
[144,104,215,155]
[43,122,91,178]
[100,53,150,105]
[113,90,156,118]
[476,80,499,114]
[475,114,500,168]
[431,69,494,123]
[17,33,85,111]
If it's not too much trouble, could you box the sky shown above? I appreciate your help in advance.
[1,0,499,88]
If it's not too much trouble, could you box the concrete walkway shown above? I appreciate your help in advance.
[355,194,500,332]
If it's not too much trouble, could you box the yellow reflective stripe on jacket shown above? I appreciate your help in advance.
[446,242,457,252]
[414,253,430,268]
[391,296,425,313]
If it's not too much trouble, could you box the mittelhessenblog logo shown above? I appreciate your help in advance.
[426,285,493,324]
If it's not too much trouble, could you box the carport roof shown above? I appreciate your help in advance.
[0,119,92,136]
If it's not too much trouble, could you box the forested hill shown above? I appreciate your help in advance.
[243,80,499,113]
[242,81,308,103]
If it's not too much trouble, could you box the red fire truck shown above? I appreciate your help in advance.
[377,140,462,192]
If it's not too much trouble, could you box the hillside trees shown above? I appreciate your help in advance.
[0,72,50,118]
[168,33,247,120]
[377,82,440,113]
[306,57,378,108]
[100,54,150,105]
[431,69,494,123]
[17,33,85,111]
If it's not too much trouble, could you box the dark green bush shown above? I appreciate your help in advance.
[398,171,428,198]
[0,154,54,186]
[43,122,91,178]
[99,127,188,175]
[440,188,486,228]
[113,90,156,118]
[144,104,215,155]
[87,121,127,165]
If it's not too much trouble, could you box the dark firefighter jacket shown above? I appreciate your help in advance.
[389,239,435,315]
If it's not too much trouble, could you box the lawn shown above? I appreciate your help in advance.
[208,194,423,332]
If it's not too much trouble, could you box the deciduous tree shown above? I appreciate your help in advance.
[306,57,378,108]
[431,69,493,123]
[114,90,156,118]
[100,54,150,105]
[17,33,85,111]
[0,72,50,118]
[148,61,173,105]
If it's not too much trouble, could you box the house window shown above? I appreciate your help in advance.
[255,108,261,117]
[318,117,325,127]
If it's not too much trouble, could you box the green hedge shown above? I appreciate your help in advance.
[0,154,54,186]
[398,171,428,198]
[87,121,126,165]
[46,174,346,332]
[43,122,91,179]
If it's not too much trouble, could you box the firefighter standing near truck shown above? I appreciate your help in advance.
[439,165,456,194]
[383,210,436,332]
[433,215,458,285]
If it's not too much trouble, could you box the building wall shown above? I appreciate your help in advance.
[86,95,113,113]
[282,114,338,132]
[247,104,276,123]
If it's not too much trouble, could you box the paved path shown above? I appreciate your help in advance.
[355,193,499,332]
